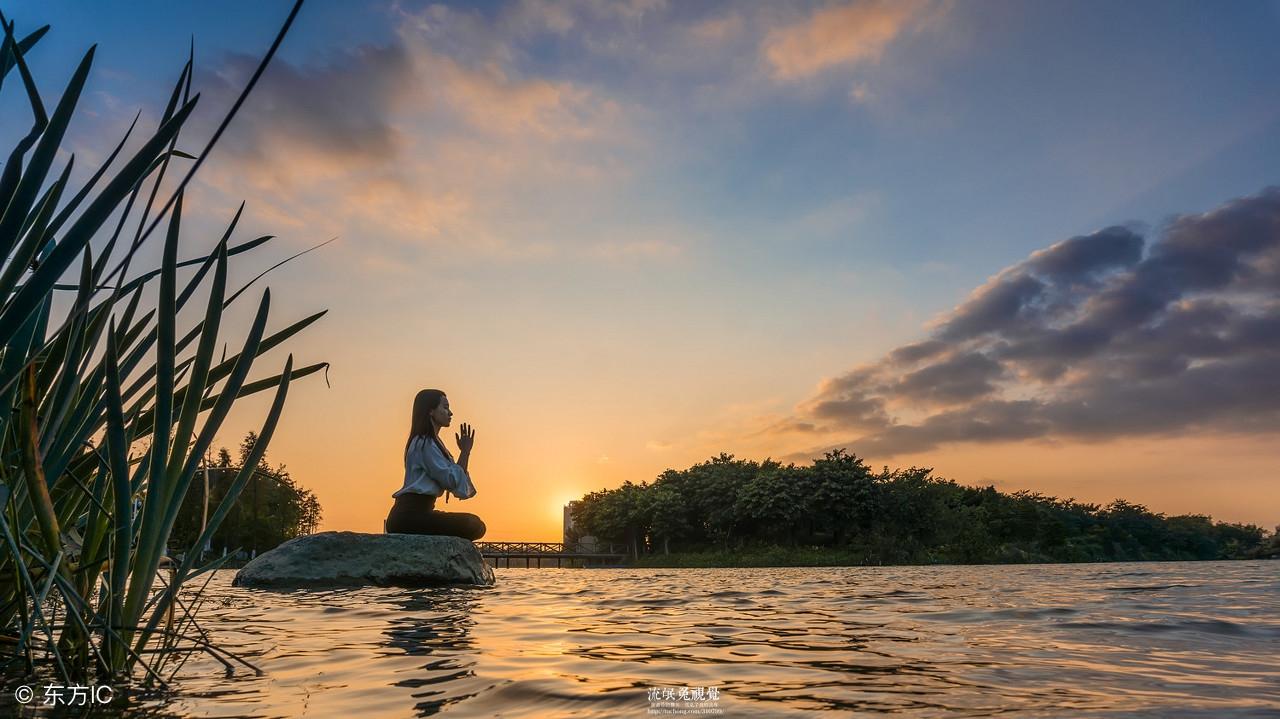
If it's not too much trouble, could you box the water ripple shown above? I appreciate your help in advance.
[10,560,1273,717]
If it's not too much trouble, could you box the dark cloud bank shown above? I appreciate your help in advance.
[795,187,1280,457]
[197,43,413,167]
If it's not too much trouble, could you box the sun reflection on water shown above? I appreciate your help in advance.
[17,561,1275,717]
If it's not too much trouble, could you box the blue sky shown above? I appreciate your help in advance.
[5,0,1279,535]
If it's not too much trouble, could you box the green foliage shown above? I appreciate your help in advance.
[1253,526,1280,559]
[733,464,801,544]
[571,451,1272,566]
[170,432,322,556]
[0,6,321,685]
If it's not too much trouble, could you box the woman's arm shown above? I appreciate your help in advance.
[422,437,477,499]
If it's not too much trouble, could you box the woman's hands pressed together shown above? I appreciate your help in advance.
[456,422,475,454]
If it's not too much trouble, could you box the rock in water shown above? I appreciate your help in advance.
[232,531,495,588]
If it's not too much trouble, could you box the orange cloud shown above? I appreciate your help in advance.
[763,0,941,80]
[186,11,657,267]
[689,13,745,44]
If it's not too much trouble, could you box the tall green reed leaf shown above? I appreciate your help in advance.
[2,1,323,684]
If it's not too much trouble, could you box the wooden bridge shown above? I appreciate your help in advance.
[475,541,627,568]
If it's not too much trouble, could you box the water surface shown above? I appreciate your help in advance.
[24,561,1280,716]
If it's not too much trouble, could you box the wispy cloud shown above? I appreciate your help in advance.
[587,238,685,262]
[778,187,1280,457]
[177,0,952,267]
[762,0,944,81]
[190,3,655,265]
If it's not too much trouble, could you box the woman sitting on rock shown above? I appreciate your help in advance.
[385,389,487,540]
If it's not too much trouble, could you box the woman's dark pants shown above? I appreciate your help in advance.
[385,493,486,541]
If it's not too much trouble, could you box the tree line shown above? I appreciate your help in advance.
[568,450,1276,564]
[170,432,322,557]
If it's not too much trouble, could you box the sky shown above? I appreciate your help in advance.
[4,0,1280,540]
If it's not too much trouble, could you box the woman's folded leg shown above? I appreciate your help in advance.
[420,511,487,541]
[386,494,486,540]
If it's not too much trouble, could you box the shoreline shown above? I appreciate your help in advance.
[611,546,1279,569]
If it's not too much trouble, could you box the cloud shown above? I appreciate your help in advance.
[190,4,654,266]
[204,44,412,170]
[893,351,1006,406]
[784,187,1280,457]
[689,13,745,44]
[587,238,684,262]
[186,0,949,256]
[762,0,941,81]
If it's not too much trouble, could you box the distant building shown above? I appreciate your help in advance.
[563,501,577,544]
[563,501,598,552]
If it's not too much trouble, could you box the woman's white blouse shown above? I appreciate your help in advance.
[393,436,477,500]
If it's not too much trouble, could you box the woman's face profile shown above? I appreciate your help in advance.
[431,395,453,430]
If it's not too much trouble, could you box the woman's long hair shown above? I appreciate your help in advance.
[406,389,451,459]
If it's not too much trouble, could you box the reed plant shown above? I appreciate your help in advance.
[0,2,325,685]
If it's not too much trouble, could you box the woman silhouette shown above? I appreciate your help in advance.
[385,389,487,540]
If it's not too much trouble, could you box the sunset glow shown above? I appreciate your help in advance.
[6,0,1277,542]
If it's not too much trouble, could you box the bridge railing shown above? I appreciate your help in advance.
[475,541,621,555]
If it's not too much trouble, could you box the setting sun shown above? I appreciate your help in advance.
[1,1,1276,716]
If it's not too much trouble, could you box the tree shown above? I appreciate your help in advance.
[806,449,877,546]
[684,453,759,549]
[733,464,802,544]
[564,448,1265,564]
[646,474,696,554]
[172,432,323,556]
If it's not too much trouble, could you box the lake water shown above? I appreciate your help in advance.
[9,561,1280,717]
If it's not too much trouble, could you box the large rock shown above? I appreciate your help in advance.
[232,531,495,588]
